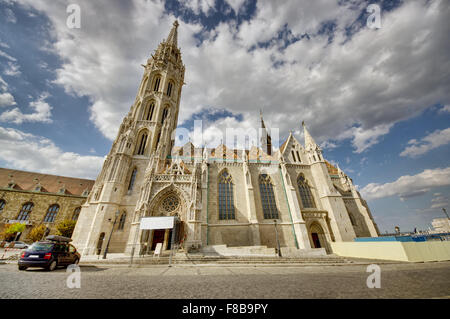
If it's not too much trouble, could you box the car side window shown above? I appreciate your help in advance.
[69,245,76,253]
[62,244,69,252]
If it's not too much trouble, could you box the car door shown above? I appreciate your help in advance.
[68,244,78,264]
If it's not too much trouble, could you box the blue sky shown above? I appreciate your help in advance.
[0,0,449,233]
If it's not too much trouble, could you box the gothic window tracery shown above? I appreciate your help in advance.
[128,168,137,191]
[153,77,161,91]
[136,131,148,155]
[259,174,279,219]
[297,175,316,208]
[161,107,169,125]
[167,82,173,97]
[143,102,155,121]
[218,170,235,220]
[162,195,180,213]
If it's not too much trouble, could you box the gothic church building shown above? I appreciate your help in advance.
[71,21,379,256]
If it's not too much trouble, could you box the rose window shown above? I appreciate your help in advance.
[162,195,180,212]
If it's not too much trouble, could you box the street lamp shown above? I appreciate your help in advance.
[103,210,120,259]
[274,219,282,257]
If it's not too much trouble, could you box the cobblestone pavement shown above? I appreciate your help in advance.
[0,261,449,299]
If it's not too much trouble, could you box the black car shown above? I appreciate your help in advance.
[18,235,80,271]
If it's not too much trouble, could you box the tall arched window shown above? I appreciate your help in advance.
[143,102,155,121]
[17,202,33,220]
[153,77,161,91]
[118,212,126,230]
[72,207,81,221]
[161,107,169,125]
[259,174,279,219]
[0,199,5,214]
[218,170,235,220]
[297,175,316,208]
[167,82,173,97]
[44,204,59,223]
[128,168,137,191]
[136,131,148,155]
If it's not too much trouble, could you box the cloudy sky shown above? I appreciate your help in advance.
[0,0,449,233]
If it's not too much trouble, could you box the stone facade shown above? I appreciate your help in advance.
[71,21,380,257]
[0,168,94,241]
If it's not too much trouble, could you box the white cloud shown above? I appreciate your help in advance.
[439,105,450,113]
[361,167,450,201]
[0,92,16,107]
[0,92,52,124]
[179,0,216,16]
[0,126,104,179]
[0,49,17,62]
[9,0,450,156]
[5,8,17,23]
[400,127,450,157]
[225,0,246,13]
[3,61,21,76]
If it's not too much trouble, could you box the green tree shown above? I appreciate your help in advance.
[27,224,47,242]
[56,219,76,238]
[1,223,26,241]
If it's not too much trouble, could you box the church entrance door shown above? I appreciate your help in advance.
[311,233,321,248]
[151,229,165,250]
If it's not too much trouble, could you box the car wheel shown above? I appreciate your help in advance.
[18,266,27,271]
[47,260,57,271]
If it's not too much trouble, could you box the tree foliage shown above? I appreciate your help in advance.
[28,224,47,242]
[1,223,26,241]
[56,219,76,238]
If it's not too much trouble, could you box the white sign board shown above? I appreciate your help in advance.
[154,243,162,257]
[140,216,174,230]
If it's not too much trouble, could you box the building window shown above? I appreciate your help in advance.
[218,170,235,220]
[297,175,316,208]
[167,82,173,97]
[296,151,301,162]
[291,150,297,162]
[118,212,126,230]
[128,168,137,191]
[17,202,33,221]
[161,108,169,125]
[143,102,155,121]
[259,174,279,219]
[72,207,81,221]
[153,77,161,91]
[44,204,59,223]
[136,132,148,155]
[0,199,5,214]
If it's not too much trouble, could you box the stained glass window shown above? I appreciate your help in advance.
[218,170,235,220]
[259,174,279,219]
[297,175,316,208]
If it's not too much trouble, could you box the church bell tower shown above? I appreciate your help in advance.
[71,21,185,256]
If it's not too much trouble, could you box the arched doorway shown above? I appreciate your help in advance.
[309,222,329,252]
[141,188,186,254]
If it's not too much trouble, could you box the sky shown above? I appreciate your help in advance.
[0,0,449,233]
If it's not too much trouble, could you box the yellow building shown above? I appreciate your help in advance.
[0,168,94,241]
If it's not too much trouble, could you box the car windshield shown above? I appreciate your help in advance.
[28,242,54,252]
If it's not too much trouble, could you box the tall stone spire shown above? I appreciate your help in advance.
[302,121,317,148]
[260,110,272,155]
[166,20,179,48]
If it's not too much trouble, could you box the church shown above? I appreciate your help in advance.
[71,21,379,257]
